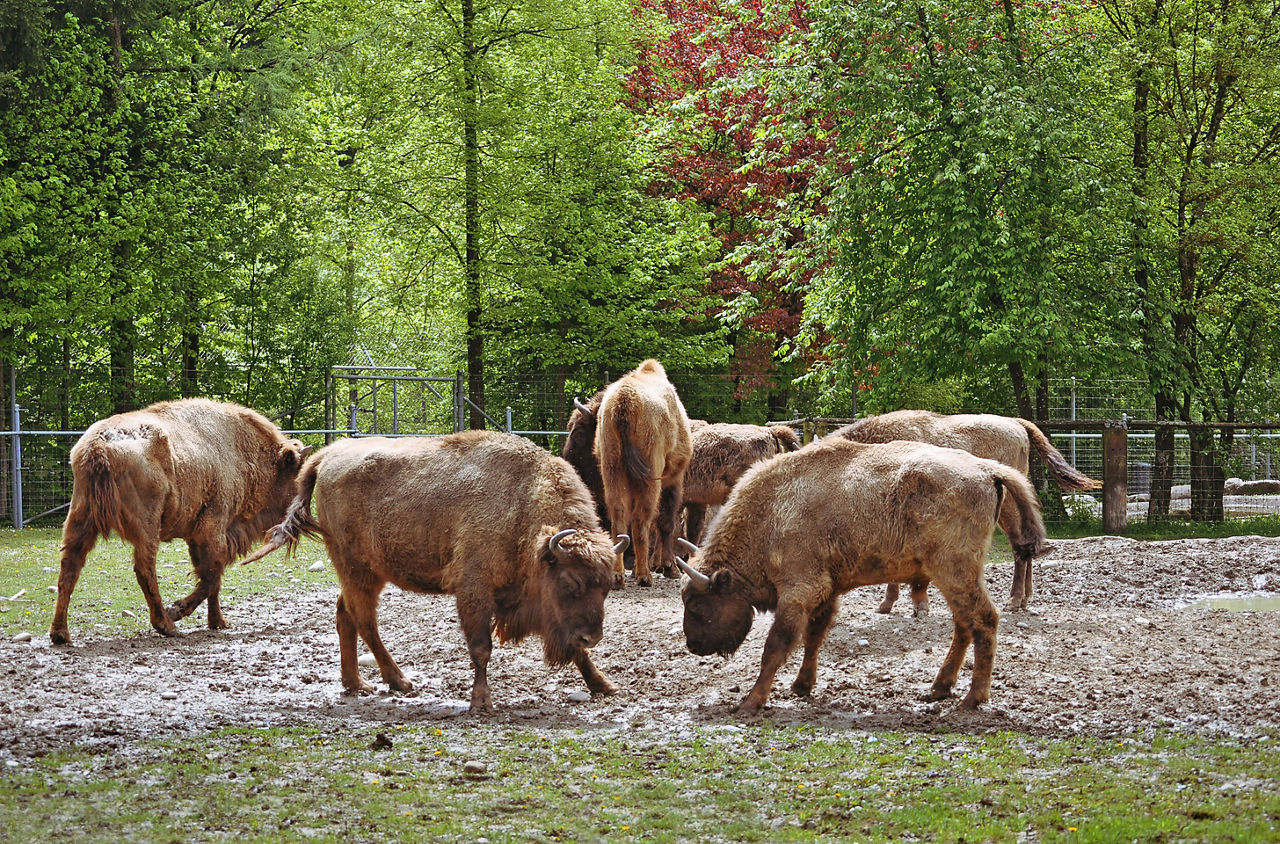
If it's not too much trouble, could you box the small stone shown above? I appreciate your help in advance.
[1016,621,1029,629]
[857,639,870,647]
[11,632,32,643]
[308,562,325,573]
[567,690,590,703]
[0,605,8,613]
[463,760,487,775]
[160,692,178,701]
[47,585,57,593]
[358,653,378,667]
[42,566,56,573]
[121,610,136,618]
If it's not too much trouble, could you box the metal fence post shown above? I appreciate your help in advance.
[11,401,22,529]
[1102,419,1128,535]
[506,406,513,432]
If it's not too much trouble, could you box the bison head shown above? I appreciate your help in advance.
[531,527,621,666]
[677,552,753,657]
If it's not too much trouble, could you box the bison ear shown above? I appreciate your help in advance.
[711,569,732,591]
[277,441,310,470]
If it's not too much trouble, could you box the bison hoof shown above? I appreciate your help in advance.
[922,685,953,702]
[912,605,930,619]
[1003,600,1026,613]
[612,575,626,589]
[958,694,985,711]
[388,678,414,694]
[734,698,764,717]
[49,628,71,646]
[791,679,814,698]
[589,679,619,696]
[343,681,376,696]
[874,602,895,614]
[636,574,653,587]
[154,623,183,638]
[208,617,230,631]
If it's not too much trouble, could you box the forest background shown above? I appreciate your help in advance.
[3,0,1280,520]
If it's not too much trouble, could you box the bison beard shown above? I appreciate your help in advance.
[677,438,1047,715]
[243,430,624,713]
[50,399,309,644]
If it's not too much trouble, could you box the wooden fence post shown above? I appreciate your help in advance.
[1102,419,1128,534]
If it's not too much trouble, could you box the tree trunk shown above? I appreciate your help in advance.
[1188,427,1224,522]
[462,0,485,429]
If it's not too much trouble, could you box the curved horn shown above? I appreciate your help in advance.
[573,397,594,416]
[549,528,577,554]
[675,537,700,557]
[611,533,631,555]
[675,557,712,592]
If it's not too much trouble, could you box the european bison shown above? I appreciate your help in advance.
[50,398,311,645]
[595,359,692,587]
[676,438,1046,715]
[241,430,626,712]
[683,422,801,543]
[831,410,1097,614]
[562,390,609,530]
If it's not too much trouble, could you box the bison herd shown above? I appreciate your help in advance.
[52,359,1096,716]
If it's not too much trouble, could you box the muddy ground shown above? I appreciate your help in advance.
[2,535,1278,761]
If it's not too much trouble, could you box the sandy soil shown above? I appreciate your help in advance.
[2,535,1278,761]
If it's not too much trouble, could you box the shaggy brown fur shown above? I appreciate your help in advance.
[562,390,609,529]
[683,423,801,543]
[242,430,620,712]
[594,360,693,587]
[832,410,1098,614]
[50,399,310,645]
[678,438,1046,715]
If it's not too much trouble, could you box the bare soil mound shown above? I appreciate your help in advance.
[2,535,1278,760]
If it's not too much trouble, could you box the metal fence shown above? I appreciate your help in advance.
[3,367,1278,529]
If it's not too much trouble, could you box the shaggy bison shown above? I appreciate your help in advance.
[676,438,1047,715]
[595,360,692,587]
[50,399,311,645]
[242,430,626,712]
[683,422,801,543]
[562,390,609,530]
[831,410,1097,614]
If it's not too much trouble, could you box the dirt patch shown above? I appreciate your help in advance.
[2,536,1278,760]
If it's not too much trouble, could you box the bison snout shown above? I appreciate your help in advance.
[577,630,603,649]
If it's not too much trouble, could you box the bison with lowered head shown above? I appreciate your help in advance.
[50,398,311,645]
[562,390,610,530]
[595,359,692,587]
[831,410,1097,614]
[677,438,1046,715]
[683,422,801,543]
[242,430,625,712]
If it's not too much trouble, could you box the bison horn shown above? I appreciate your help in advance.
[611,533,631,555]
[549,528,577,554]
[675,537,700,556]
[675,556,712,592]
[574,397,594,416]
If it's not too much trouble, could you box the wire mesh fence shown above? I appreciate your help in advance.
[3,368,1277,529]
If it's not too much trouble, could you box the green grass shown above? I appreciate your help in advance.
[0,527,335,639]
[1047,514,1280,541]
[1,725,1276,842]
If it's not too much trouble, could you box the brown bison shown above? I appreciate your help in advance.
[50,398,311,645]
[562,390,609,530]
[595,360,692,587]
[241,430,626,712]
[683,422,801,543]
[831,410,1098,614]
[676,438,1047,715]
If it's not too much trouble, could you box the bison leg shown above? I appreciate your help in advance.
[927,579,999,708]
[655,482,684,577]
[571,649,617,697]
[167,540,229,629]
[684,503,707,546]
[791,595,838,698]
[1005,551,1032,613]
[336,594,374,694]
[875,583,900,614]
[957,597,1000,710]
[909,578,931,618]
[338,585,409,695]
[131,538,181,638]
[49,519,99,645]
[738,601,806,715]
[632,520,654,587]
[457,598,495,713]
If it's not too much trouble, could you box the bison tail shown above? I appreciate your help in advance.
[241,459,325,566]
[1018,419,1101,492]
[991,464,1048,561]
[68,439,122,542]
[612,410,654,481]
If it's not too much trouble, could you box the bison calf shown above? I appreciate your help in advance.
[677,438,1046,715]
[50,399,310,644]
[243,430,625,712]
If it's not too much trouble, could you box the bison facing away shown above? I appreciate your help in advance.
[50,399,311,645]
[676,438,1047,715]
[683,422,801,543]
[831,410,1097,614]
[242,430,626,712]
[595,360,692,587]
